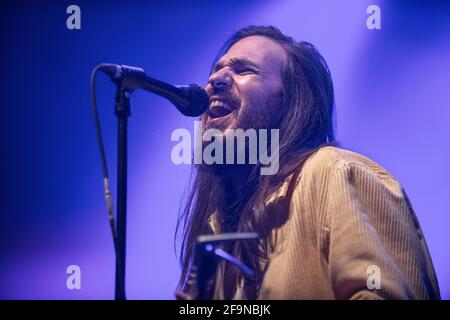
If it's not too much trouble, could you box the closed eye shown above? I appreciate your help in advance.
[235,67,257,75]
[212,56,262,76]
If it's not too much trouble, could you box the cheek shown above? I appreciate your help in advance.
[233,75,283,125]
[240,92,282,129]
[240,83,280,114]
[236,96,276,130]
[236,75,281,102]
[234,76,263,92]
[235,78,265,108]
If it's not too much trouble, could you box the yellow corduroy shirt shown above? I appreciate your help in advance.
[209,146,440,300]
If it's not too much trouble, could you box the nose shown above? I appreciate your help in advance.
[208,68,232,92]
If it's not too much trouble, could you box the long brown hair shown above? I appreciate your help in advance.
[175,25,336,296]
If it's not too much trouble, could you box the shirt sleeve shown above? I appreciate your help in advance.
[325,161,440,300]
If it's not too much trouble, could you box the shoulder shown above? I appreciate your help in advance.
[298,146,403,196]
[303,146,393,179]
[267,146,404,207]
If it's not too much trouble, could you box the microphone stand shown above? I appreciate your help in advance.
[91,63,208,300]
[90,63,209,300]
[114,85,131,300]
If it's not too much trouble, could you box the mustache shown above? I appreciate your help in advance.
[208,89,241,108]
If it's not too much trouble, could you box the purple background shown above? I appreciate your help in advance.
[1,0,449,299]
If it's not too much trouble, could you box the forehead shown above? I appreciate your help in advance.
[219,35,287,71]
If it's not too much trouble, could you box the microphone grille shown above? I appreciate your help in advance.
[178,85,209,117]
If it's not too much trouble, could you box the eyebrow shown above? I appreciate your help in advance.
[212,56,261,73]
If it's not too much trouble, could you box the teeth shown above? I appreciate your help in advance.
[209,100,233,110]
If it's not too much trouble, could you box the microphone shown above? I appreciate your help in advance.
[98,63,209,117]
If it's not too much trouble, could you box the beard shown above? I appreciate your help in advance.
[199,89,283,175]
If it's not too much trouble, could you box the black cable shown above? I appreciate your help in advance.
[90,65,118,254]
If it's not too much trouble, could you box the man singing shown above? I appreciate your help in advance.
[175,26,440,300]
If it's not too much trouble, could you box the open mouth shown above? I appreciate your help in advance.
[208,99,235,119]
